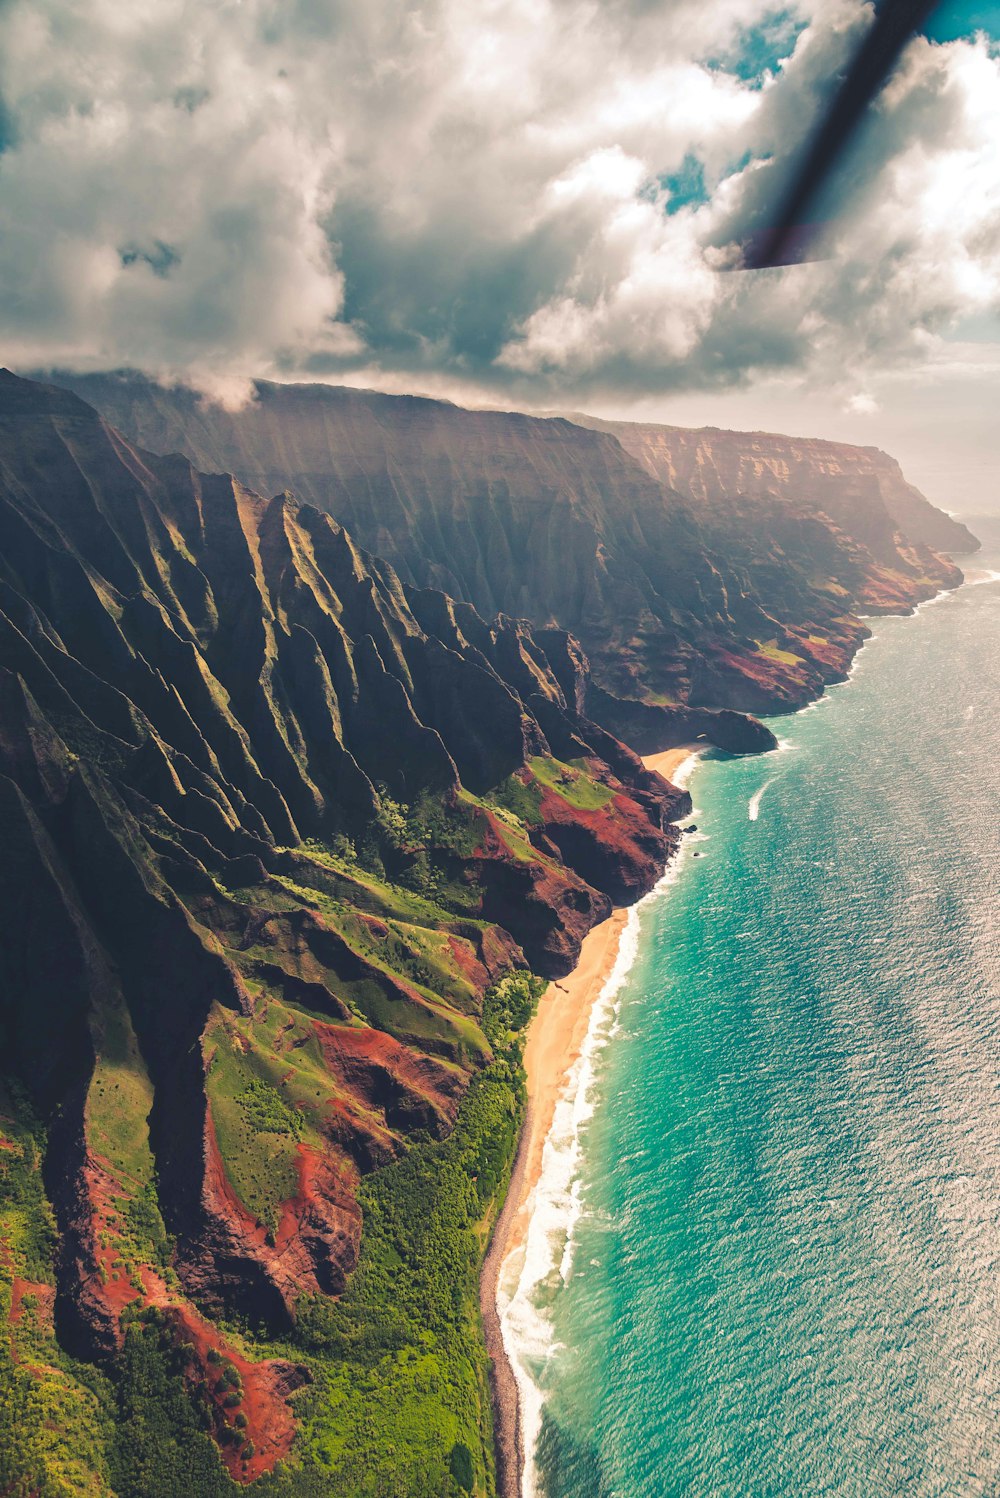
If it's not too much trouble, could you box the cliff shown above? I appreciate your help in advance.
[39,373,968,721]
[0,371,700,1496]
[568,413,980,559]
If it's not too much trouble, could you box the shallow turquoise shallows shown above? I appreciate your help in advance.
[534,529,1000,1498]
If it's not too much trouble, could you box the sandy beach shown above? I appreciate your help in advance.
[642,743,703,783]
[480,744,700,1498]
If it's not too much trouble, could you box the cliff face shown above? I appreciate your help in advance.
[45,372,968,720]
[570,413,980,559]
[0,371,698,1487]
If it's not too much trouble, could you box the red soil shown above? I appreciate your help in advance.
[200,1111,361,1306]
[536,785,659,863]
[83,1154,151,1324]
[152,1298,305,1482]
[312,1019,463,1129]
[447,933,489,988]
[72,1143,311,1484]
[9,1277,56,1333]
[472,807,516,860]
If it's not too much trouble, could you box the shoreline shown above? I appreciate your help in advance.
[478,571,978,1497]
[481,744,700,1498]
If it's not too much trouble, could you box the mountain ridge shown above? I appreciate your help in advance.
[564,410,979,558]
[41,371,969,727]
[0,369,707,1495]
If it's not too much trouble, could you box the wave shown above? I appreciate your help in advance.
[667,750,701,789]
[497,843,699,1498]
[963,568,1000,587]
[797,693,833,714]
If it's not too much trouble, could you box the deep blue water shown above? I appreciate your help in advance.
[534,529,1000,1498]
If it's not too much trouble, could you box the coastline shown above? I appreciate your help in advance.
[480,565,979,1495]
[481,744,700,1498]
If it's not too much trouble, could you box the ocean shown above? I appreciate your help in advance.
[506,524,1000,1498]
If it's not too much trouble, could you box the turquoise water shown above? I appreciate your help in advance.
[534,529,1000,1498]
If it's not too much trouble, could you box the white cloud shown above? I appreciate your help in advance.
[0,0,351,384]
[0,0,997,399]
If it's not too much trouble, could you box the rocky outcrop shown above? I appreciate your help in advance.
[585,684,782,756]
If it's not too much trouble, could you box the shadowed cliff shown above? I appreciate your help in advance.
[41,372,968,725]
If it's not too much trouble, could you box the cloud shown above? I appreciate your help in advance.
[0,0,997,400]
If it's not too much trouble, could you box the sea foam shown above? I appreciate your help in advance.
[963,567,1000,587]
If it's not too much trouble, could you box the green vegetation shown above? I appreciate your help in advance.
[0,1086,56,1283]
[108,1317,247,1498]
[86,999,157,1190]
[0,1084,116,1498]
[529,756,614,811]
[204,1003,344,1233]
[756,638,806,666]
[239,1075,306,1141]
[288,970,542,1496]
[225,834,497,1051]
[484,771,543,827]
[487,755,615,830]
[83,995,173,1282]
[118,1185,172,1276]
[261,872,489,1041]
[347,783,544,898]
[451,1442,475,1492]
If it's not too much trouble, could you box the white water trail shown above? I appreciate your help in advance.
[748,774,779,821]
[496,838,701,1498]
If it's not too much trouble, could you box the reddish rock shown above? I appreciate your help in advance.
[158,1299,308,1482]
[312,1019,465,1138]
[176,1110,362,1321]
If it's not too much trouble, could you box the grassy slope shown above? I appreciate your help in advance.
[0,858,541,1498]
[0,759,610,1495]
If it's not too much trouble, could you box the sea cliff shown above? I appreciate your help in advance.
[0,369,973,1497]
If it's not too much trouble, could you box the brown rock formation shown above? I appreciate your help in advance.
[571,412,979,558]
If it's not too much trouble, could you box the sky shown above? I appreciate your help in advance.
[1,0,998,515]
